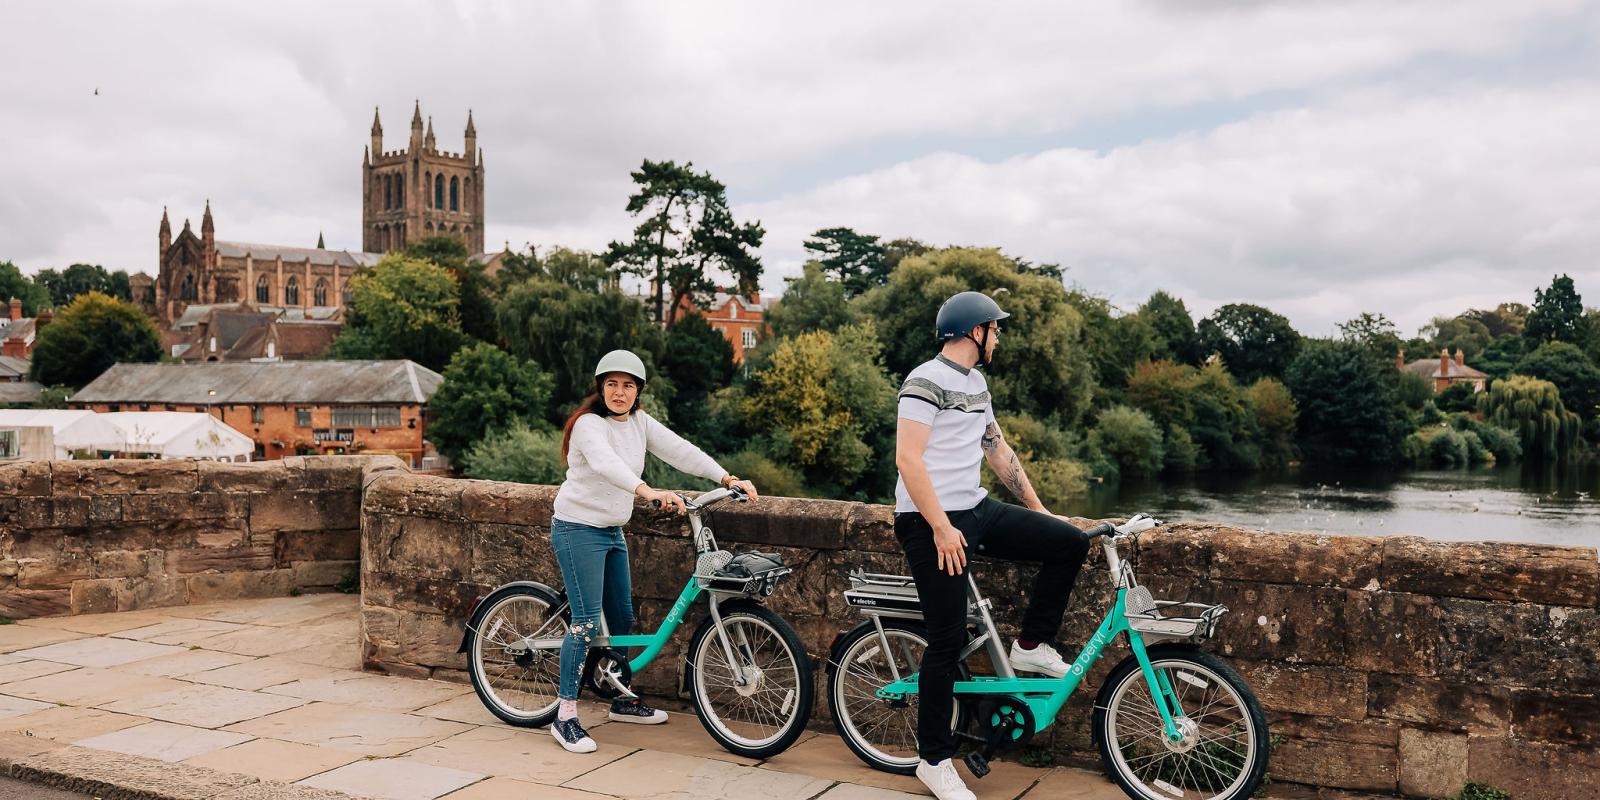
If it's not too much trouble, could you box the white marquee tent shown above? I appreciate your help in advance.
[100,412,254,461]
[0,409,130,459]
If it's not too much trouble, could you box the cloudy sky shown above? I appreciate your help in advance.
[3,1,1598,335]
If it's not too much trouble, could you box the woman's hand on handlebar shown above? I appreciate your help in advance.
[728,479,760,501]
[637,485,686,514]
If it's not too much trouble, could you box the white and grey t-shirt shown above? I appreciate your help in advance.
[894,355,997,514]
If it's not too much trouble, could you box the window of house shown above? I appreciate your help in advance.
[284,277,300,306]
[450,176,459,211]
[435,175,444,209]
[255,275,271,304]
[252,406,264,424]
[384,174,392,210]
[332,406,402,428]
[295,407,312,427]
[742,329,757,350]
[0,430,19,460]
[314,279,328,306]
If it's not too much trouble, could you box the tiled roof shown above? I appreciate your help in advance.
[0,356,30,379]
[1401,358,1489,380]
[215,241,385,269]
[0,318,36,342]
[70,360,442,405]
[0,381,42,404]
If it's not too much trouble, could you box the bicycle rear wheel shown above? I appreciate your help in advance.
[686,602,814,759]
[1093,644,1269,800]
[465,583,567,728]
[827,619,966,775]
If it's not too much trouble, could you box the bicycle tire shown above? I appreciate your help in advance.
[826,619,968,775]
[465,583,567,728]
[1093,644,1269,800]
[685,601,815,759]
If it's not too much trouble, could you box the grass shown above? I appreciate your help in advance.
[336,572,360,594]
[1016,746,1055,769]
[0,615,13,625]
[1458,781,1512,800]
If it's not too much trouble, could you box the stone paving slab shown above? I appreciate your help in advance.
[112,619,248,646]
[215,782,366,800]
[813,783,926,800]
[0,627,85,655]
[192,626,341,658]
[0,731,67,770]
[182,737,362,783]
[404,724,630,786]
[15,610,173,637]
[0,667,190,707]
[0,660,75,687]
[273,638,364,670]
[223,702,471,757]
[74,719,254,763]
[184,655,351,691]
[565,748,836,800]
[586,715,766,766]
[99,683,306,729]
[440,777,612,799]
[0,706,150,742]
[760,732,1045,797]
[10,637,185,669]
[262,672,469,713]
[299,757,485,800]
[0,695,54,719]
[1025,767,1141,799]
[110,648,255,679]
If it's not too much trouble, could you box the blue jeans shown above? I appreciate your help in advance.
[551,518,635,701]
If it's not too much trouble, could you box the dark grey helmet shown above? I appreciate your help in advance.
[935,291,1010,341]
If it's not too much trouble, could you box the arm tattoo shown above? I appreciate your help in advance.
[1002,451,1027,496]
[981,422,1001,453]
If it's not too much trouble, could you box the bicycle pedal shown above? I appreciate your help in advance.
[962,752,991,779]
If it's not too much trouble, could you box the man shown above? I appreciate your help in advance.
[895,291,1091,800]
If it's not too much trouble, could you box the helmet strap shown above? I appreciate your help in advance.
[966,326,992,369]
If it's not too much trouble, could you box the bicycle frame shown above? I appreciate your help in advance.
[863,515,1222,745]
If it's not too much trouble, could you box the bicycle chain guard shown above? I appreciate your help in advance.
[975,696,1036,752]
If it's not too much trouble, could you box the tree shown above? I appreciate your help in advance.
[1476,334,1526,381]
[1091,406,1164,477]
[459,423,567,485]
[1196,303,1303,383]
[1246,378,1298,467]
[854,247,1095,426]
[426,343,554,460]
[661,312,736,438]
[1187,360,1262,470]
[29,292,161,388]
[986,413,1091,507]
[1461,303,1528,339]
[0,261,52,315]
[31,385,72,409]
[35,264,129,307]
[605,160,763,328]
[1514,342,1600,422]
[1139,291,1199,365]
[803,227,888,297]
[1067,290,1158,401]
[496,279,664,417]
[736,324,896,498]
[329,255,467,372]
[402,236,496,344]
[881,238,930,273]
[764,261,855,341]
[1284,340,1408,464]
[1418,315,1492,362]
[1338,312,1402,361]
[493,246,614,294]
[1478,375,1583,461]
[1525,274,1585,346]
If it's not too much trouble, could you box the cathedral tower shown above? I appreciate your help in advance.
[363,102,485,254]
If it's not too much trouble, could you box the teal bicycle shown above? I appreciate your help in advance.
[459,486,815,759]
[827,514,1269,800]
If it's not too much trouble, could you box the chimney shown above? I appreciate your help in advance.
[748,289,761,306]
[1454,348,1466,369]
[1440,348,1450,377]
[36,308,52,329]
[8,297,19,322]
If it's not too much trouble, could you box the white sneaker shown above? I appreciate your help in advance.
[550,717,597,753]
[1008,641,1069,678]
[916,759,976,800]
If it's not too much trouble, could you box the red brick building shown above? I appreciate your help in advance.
[669,290,767,363]
[1398,348,1489,393]
[68,360,441,465]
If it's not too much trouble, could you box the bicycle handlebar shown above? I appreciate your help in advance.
[647,485,750,514]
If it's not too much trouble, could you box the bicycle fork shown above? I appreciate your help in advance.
[1126,628,1187,743]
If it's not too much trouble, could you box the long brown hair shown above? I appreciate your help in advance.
[560,392,610,464]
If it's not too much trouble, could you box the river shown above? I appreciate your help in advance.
[1074,463,1600,549]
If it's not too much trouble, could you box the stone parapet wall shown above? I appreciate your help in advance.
[0,456,394,618]
[359,470,1600,799]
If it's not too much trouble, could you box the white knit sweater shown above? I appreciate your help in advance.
[552,411,727,528]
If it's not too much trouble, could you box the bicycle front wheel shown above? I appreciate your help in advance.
[1093,644,1269,800]
[686,602,814,759]
[466,583,567,728]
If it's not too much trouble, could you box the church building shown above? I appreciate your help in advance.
[155,102,488,328]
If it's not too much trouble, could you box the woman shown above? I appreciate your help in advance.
[548,349,759,754]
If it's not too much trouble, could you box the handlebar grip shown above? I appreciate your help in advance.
[1085,522,1115,538]
[649,499,662,509]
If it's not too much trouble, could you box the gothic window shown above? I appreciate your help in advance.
[384,175,392,210]
[342,284,352,305]
[255,275,270,304]
[396,173,404,207]
[314,278,328,306]
[426,221,434,233]
[285,277,299,306]
[434,174,445,210]
[424,172,432,207]
[450,176,459,211]
[180,273,197,302]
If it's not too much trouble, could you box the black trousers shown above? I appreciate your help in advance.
[894,497,1091,762]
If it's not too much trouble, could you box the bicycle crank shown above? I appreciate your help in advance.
[964,696,1037,779]
[582,648,636,700]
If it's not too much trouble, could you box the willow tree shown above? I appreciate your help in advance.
[1478,375,1582,461]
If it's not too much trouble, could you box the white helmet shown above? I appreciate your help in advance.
[593,350,648,384]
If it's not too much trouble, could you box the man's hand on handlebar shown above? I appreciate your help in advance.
[637,485,686,514]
